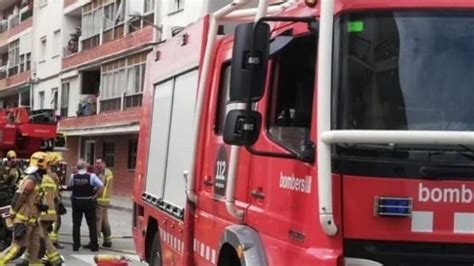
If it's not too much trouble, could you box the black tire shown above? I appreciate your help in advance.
[148,233,162,266]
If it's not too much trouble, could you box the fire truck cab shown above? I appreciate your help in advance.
[133,0,474,265]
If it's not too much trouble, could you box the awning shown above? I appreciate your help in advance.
[60,123,139,137]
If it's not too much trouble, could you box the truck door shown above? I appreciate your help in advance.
[245,32,323,265]
[193,46,253,264]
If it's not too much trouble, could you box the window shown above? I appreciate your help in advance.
[82,7,103,39]
[170,0,184,13]
[144,0,155,13]
[40,37,47,61]
[19,54,24,72]
[51,88,58,111]
[336,11,474,131]
[102,142,115,167]
[26,53,30,70]
[52,30,60,57]
[18,52,30,73]
[104,3,116,30]
[8,40,19,74]
[214,64,231,135]
[268,33,316,154]
[61,82,69,117]
[39,91,45,109]
[20,89,30,107]
[101,54,146,111]
[128,139,138,170]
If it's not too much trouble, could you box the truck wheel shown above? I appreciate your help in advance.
[148,233,162,266]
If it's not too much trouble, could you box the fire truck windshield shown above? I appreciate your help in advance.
[334,10,474,132]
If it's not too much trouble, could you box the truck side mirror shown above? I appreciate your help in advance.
[223,110,262,146]
[229,22,270,102]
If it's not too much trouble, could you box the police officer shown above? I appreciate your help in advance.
[0,152,49,265]
[68,159,103,251]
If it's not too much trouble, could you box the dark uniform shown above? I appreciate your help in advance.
[69,170,103,251]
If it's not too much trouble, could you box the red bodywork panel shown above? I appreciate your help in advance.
[0,108,58,158]
[344,176,474,243]
[132,1,474,265]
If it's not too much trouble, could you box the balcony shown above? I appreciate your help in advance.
[0,69,30,91]
[0,1,33,46]
[64,0,78,8]
[62,26,153,71]
[59,107,141,136]
[0,16,32,48]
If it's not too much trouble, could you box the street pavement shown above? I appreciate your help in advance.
[9,198,146,266]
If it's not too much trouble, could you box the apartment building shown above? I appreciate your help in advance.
[0,0,233,196]
[0,0,33,109]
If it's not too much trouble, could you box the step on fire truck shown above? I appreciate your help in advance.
[132,0,474,265]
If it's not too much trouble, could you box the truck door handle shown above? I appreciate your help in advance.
[203,179,214,187]
[251,189,265,200]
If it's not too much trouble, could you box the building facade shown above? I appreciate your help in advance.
[0,0,232,196]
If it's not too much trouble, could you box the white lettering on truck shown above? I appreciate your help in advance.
[279,172,312,194]
[418,183,473,203]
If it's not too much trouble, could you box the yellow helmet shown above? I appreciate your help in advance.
[29,152,48,170]
[6,150,16,159]
[47,152,62,166]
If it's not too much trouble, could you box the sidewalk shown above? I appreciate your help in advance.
[62,191,133,213]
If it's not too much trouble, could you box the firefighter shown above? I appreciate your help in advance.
[0,152,49,265]
[38,152,64,265]
[4,150,22,186]
[84,158,113,249]
[95,158,113,247]
[51,161,67,249]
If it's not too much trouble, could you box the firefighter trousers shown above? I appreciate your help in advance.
[72,198,98,250]
[48,216,61,245]
[41,221,62,264]
[96,204,112,244]
[0,223,43,265]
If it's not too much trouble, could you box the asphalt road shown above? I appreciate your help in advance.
[10,205,146,266]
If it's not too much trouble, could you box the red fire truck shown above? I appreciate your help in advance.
[133,0,474,265]
[0,107,64,158]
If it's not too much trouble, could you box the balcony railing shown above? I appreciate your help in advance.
[0,5,33,34]
[99,92,142,113]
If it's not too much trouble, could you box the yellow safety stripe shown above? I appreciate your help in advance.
[48,233,58,241]
[16,213,37,223]
[97,198,110,203]
[1,243,19,263]
[41,209,57,215]
[40,183,56,189]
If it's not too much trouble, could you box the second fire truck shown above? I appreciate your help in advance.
[133,0,474,265]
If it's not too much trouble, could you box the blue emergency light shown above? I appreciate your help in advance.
[374,197,412,217]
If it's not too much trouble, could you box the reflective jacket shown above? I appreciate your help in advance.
[11,174,43,225]
[97,169,113,206]
[39,175,58,221]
